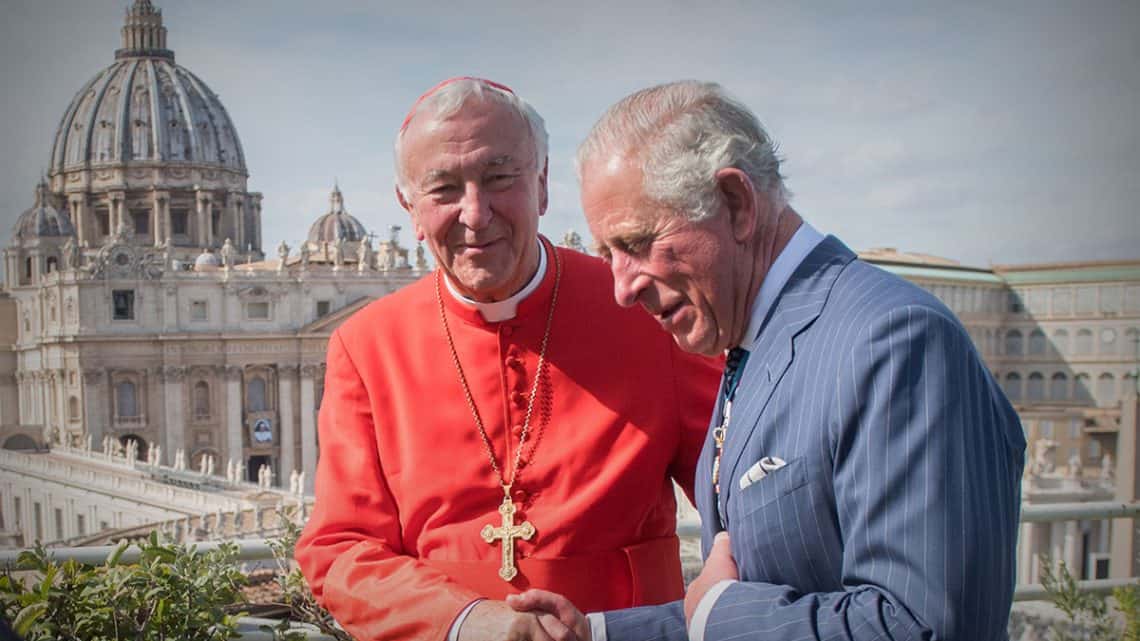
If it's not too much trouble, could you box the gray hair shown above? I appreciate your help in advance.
[394,79,549,199]
[577,80,787,221]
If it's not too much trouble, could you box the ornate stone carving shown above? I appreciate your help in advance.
[224,365,244,381]
[300,364,321,379]
[161,366,187,383]
[357,237,374,272]
[278,364,300,377]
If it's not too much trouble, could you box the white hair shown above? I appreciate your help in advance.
[577,80,787,221]
[394,79,549,199]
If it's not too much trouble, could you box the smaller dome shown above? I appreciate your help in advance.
[194,248,221,269]
[307,184,367,244]
[14,180,75,240]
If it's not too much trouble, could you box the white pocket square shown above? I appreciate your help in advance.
[739,456,787,490]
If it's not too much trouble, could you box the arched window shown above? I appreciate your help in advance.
[1050,373,1068,400]
[45,257,58,273]
[1004,330,1023,356]
[247,377,267,412]
[1027,372,1045,401]
[1004,373,1022,401]
[193,381,210,418]
[116,381,138,417]
[1052,329,1069,356]
[1125,328,1139,356]
[1075,329,1094,355]
[68,396,80,421]
[1028,330,1047,356]
[1074,373,1093,403]
[1097,373,1116,406]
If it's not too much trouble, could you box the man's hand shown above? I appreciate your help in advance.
[684,532,738,625]
[458,599,580,641]
[506,590,591,641]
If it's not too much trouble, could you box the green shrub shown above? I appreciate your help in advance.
[262,518,352,641]
[1040,558,1140,641]
[0,532,247,641]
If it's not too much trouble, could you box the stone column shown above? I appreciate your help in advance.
[52,369,67,442]
[278,365,297,481]
[300,364,319,494]
[1018,520,1040,584]
[15,372,26,427]
[1111,390,1140,578]
[195,190,213,248]
[109,192,126,234]
[228,191,244,251]
[71,194,89,247]
[81,369,107,444]
[250,193,263,253]
[152,191,168,245]
[1064,520,1081,574]
[225,366,244,466]
[161,366,185,464]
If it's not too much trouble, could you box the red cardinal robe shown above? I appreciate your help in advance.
[296,241,720,641]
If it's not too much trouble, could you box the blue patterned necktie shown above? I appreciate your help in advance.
[723,347,750,402]
[713,347,750,496]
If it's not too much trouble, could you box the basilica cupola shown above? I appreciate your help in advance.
[13,180,74,241]
[49,1,245,175]
[34,0,262,266]
[306,184,368,245]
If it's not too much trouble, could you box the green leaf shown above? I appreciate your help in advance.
[105,540,129,567]
[12,602,48,637]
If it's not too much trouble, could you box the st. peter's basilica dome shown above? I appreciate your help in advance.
[47,0,246,175]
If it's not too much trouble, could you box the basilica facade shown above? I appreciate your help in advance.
[0,0,423,493]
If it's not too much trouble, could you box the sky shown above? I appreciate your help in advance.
[1,0,1137,269]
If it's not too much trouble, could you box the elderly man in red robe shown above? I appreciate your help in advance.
[295,77,721,641]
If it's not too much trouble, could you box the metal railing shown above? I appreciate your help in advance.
[1013,500,1140,601]
[4,501,1140,638]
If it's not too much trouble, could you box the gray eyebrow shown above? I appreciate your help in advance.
[418,155,518,189]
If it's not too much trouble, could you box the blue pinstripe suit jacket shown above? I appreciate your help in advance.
[605,236,1026,641]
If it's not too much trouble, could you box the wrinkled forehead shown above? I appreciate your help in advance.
[400,100,535,174]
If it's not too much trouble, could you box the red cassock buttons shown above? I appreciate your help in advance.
[511,391,526,407]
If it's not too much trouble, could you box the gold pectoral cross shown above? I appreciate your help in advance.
[480,488,535,582]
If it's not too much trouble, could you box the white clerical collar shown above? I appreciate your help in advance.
[444,238,547,322]
[737,222,824,352]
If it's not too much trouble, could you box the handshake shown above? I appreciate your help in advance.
[459,533,737,641]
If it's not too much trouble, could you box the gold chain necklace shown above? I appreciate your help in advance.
[434,244,562,581]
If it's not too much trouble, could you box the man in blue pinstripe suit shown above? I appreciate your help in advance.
[508,81,1026,641]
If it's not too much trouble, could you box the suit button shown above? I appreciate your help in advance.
[511,391,526,407]
[505,356,523,369]
[513,487,527,501]
[512,423,524,435]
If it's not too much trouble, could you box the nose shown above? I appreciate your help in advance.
[457,182,493,231]
[611,252,646,308]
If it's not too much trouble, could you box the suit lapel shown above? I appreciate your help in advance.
[719,236,855,511]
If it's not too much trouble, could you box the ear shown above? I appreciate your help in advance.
[395,185,426,241]
[537,156,550,217]
[715,167,759,243]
